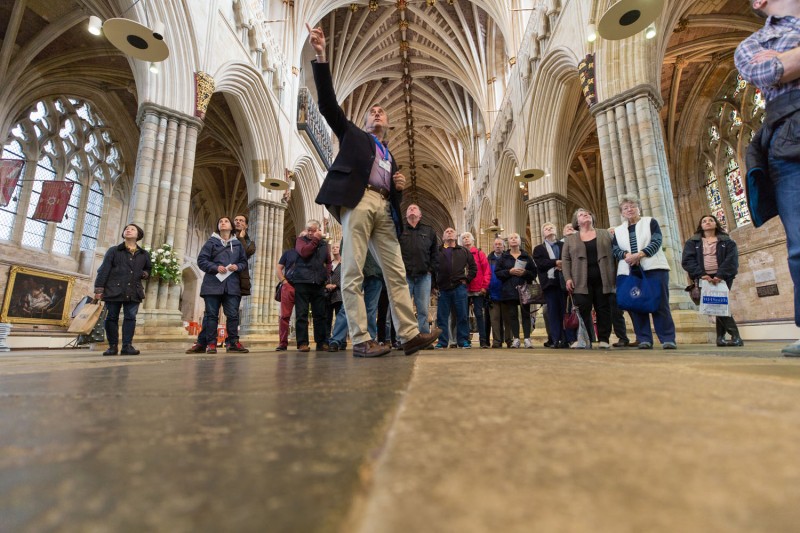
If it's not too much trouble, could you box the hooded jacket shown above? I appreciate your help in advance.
[197,233,248,297]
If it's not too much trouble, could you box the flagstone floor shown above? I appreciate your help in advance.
[1,342,799,532]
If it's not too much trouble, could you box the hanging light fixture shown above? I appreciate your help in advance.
[88,16,103,36]
[149,61,160,74]
[645,22,657,39]
[100,0,169,62]
[598,0,664,41]
[587,23,597,43]
[259,172,289,191]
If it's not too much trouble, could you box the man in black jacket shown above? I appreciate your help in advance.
[399,204,439,335]
[433,228,477,349]
[306,23,440,357]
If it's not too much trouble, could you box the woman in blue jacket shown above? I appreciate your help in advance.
[682,215,742,347]
[495,233,537,348]
[186,217,249,354]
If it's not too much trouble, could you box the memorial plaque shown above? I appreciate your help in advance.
[756,284,779,297]
[753,268,777,284]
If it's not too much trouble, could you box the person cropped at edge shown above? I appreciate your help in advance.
[293,219,331,352]
[611,195,676,350]
[533,222,569,349]
[561,209,616,349]
[306,22,440,357]
[94,223,151,356]
[399,203,439,335]
[735,0,800,356]
[494,232,537,348]
[186,216,249,354]
[682,214,743,347]
[432,228,477,349]
[461,231,490,348]
[275,247,298,351]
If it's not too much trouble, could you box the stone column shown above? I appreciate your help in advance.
[593,84,710,342]
[239,197,286,338]
[527,193,567,242]
[128,103,203,338]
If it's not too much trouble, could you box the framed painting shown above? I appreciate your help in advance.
[1,266,75,326]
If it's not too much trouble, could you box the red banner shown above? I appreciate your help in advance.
[33,181,74,222]
[0,159,24,207]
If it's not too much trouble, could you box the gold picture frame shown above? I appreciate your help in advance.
[1,266,75,327]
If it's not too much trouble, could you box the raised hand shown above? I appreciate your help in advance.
[306,22,326,56]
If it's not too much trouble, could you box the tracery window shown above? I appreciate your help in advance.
[700,71,763,230]
[0,97,123,256]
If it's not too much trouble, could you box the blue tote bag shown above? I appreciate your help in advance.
[616,269,661,313]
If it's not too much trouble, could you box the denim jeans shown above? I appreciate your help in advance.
[104,301,139,346]
[468,294,488,346]
[407,273,432,334]
[329,303,349,344]
[768,154,800,326]
[436,284,469,345]
[363,276,383,340]
[543,286,565,344]
[628,270,675,344]
[200,294,241,346]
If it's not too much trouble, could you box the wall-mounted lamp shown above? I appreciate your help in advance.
[587,24,597,43]
[645,23,657,39]
[514,166,521,178]
[149,61,160,74]
[289,180,296,191]
[88,16,103,36]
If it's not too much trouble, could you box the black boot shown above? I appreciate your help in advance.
[120,344,140,355]
[103,344,118,356]
[716,337,728,347]
[726,337,744,347]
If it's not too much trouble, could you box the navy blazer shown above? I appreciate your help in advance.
[311,61,403,235]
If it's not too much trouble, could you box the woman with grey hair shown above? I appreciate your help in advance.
[461,231,491,348]
[611,195,676,350]
[562,208,616,349]
[495,232,537,348]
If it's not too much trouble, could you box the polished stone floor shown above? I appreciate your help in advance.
[1,342,799,532]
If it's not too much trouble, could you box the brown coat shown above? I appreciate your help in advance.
[561,229,616,295]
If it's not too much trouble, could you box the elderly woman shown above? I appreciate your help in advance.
[682,215,742,347]
[461,231,491,348]
[562,209,616,349]
[533,222,568,349]
[612,195,676,350]
[495,232,537,348]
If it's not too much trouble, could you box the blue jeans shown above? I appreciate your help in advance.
[436,284,469,345]
[768,154,800,326]
[200,294,241,346]
[363,276,383,339]
[468,294,488,346]
[628,270,675,344]
[407,273,432,334]
[329,304,349,345]
[543,286,565,344]
[104,301,139,346]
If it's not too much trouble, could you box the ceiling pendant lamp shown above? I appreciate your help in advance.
[597,0,664,41]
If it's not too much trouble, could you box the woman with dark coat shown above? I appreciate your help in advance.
[186,217,249,354]
[94,223,151,356]
[494,232,537,348]
[681,214,742,347]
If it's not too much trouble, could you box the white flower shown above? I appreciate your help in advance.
[156,248,164,254]
[161,258,169,264]
[164,251,171,256]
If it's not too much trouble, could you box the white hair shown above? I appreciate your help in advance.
[460,232,475,245]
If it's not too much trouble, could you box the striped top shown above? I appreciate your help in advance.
[613,219,662,260]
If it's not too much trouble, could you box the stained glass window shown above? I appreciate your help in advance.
[725,157,751,227]
[704,165,727,229]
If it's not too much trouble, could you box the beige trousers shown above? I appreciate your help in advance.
[340,189,419,345]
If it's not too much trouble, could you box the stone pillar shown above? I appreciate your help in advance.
[128,103,203,338]
[593,84,711,342]
[527,193,567,243]
[239,198,286,338]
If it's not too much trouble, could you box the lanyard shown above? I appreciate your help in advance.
[372,134,388,161]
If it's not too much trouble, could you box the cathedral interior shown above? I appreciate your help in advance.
[1,0,800,531]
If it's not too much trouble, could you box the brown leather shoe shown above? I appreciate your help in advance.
[352,340,391,358]
[297,344,310,352]
[402,328,442,356]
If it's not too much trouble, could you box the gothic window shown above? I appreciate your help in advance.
[0,97,123,255]
[700,70,764,230]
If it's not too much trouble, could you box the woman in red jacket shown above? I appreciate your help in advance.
[461,232,491,348]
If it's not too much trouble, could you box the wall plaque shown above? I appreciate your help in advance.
[756,284,779,297]
[753,268,777,284]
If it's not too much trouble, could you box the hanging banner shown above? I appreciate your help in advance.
[33,181,74,222]
[578,54,597,108]
[0,159,24,207]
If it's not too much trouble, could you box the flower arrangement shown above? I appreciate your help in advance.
[145,243,182,284]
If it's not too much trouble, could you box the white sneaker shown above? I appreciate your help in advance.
[598,341,611,349]
[782,339,800,357]
[511,338,521,349]
[524,338,533,349]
